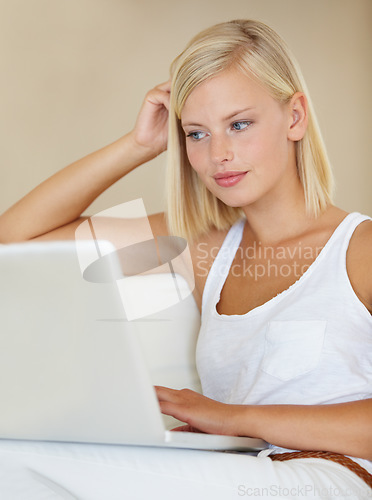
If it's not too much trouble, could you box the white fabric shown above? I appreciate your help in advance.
[197,212,372,474]
[0,439,371,499]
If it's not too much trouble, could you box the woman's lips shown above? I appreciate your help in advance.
[213,171,248,187]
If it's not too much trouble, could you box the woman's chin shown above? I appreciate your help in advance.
[214,193,255,209]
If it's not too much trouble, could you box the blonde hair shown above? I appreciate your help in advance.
[166,19,334,241]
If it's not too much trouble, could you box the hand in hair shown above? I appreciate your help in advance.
[130,80,171,159]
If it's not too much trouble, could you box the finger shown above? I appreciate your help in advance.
[171,425,204,433]
[171,425,190,432]
[155,80,171,92]
[146,88,170,110]
[154,385,180,401]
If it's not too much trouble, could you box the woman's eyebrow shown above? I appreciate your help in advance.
[181,107,256,128]
[224,106,256,120]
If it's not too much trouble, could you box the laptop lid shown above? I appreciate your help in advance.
[0,240,167,444]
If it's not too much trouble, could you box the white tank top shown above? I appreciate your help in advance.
[196,212,372,472]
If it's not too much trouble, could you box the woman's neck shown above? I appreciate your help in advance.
[241,193,319,246]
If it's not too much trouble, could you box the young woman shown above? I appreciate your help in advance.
[0,19,371,498]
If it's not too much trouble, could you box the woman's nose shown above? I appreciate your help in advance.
[210,136,234,164]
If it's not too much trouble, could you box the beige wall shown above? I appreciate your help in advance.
[1,0,371,218]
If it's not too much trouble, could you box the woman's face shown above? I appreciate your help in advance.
[180,67,300,213]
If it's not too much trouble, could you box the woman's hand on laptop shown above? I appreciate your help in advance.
[155,385,248,437]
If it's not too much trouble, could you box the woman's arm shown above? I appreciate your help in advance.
[0,81,171,243]
[347,220,372,314]
[156,387,372,460]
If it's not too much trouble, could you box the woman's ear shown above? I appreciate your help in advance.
[287,92,308,141]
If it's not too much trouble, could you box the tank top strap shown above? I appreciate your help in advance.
[311,212,371,276]
[201,218,245,317]
[337,212,371,254]
[321,212,371,289]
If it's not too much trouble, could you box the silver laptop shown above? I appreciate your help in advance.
[0,241,266,452]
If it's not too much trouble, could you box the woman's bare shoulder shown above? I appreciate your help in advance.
[347,218,372,314]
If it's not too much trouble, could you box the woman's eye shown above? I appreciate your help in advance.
[186,131,206,141]
[232,121,251,131]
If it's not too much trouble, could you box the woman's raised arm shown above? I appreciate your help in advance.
[0,81,171,243]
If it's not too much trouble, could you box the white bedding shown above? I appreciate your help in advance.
[1,439,368,500]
